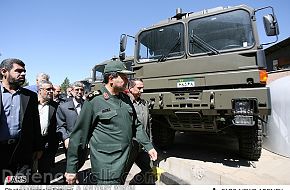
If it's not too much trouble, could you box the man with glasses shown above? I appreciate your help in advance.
[36,80,58,184]
[56,81,85,151]
[56,81,85,184]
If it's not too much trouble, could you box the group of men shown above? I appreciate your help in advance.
[0,58,157,185]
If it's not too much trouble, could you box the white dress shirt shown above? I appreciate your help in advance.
[38,103,50,136]
[73,98,82,115]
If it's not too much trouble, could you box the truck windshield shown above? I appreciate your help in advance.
[137,23,185,63]
[188,9,255,55]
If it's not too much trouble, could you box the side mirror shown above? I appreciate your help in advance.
[119,34,127,61]
[119,51,125,61]
[120,34,127,52]
[263,14,279,36]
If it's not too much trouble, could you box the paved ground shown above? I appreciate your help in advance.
[156,132,290,185]
[51,132,290,185]
[157,148,290,184]
[51,146,159,185]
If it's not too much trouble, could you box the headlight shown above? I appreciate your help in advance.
[232,99,257,126]
[232,99,257,115]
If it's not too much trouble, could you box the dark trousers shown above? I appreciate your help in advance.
[130,150,156,185]
[0,143,17,184]
[37,149,55,184]
[135,151,152,173]
[0,143,32,184]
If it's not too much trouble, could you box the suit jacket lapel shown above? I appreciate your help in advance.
[68,100,78,114]
[48,103,55,120]
[20,92,29,127]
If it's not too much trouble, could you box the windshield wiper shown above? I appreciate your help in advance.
[158,34,181,62]
[190,32,220,55]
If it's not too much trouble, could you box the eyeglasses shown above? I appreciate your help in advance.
[41,88,53,91]
[74,88,84,91]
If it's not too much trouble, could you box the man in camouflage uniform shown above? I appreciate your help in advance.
[65,60,157,185]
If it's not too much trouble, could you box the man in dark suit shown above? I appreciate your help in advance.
[37,80,59,184]
[0,58,43,184]
[56,81,85,151]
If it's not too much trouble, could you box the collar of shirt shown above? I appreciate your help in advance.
[73,98,82,115]
[0,84,5,93]
[1,84,22,94]
[38,100,49,106]
[38,103,49,112]
[132,97,145,105]
[73,98,82,108]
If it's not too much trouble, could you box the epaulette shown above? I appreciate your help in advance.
[87,90,101,101]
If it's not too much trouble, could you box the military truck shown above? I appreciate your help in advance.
[119,5,279,160]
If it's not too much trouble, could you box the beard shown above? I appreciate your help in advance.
[113,84,127,92]
[9,77,25,87]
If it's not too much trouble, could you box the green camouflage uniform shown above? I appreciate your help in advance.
[66,85,153,184]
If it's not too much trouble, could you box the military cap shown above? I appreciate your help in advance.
[104,60,135,75]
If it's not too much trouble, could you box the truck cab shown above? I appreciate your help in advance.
[120,5,279,160]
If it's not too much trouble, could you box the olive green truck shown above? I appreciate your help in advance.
[117,5,279,160]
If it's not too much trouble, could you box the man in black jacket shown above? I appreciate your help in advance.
[37,80,59,184]
[0,58,43,184]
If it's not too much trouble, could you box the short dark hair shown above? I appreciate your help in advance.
[103,72,119,84]
[129,78,143,88]
[72,81,85,89]
[0,58,25,79]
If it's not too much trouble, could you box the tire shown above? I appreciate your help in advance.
[237,120,262,161]
[151,116,175,148]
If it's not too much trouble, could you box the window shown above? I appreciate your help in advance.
[188,9,255,55]
[137,23,185,62]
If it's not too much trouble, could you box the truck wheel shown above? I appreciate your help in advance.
[152,116,175,148]
[238,120,262,161]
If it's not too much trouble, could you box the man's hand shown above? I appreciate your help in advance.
[65,172,79,184]
[148,148,158,161]
[64,138,70,149]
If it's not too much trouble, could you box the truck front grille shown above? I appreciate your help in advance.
[168,112,216,131]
